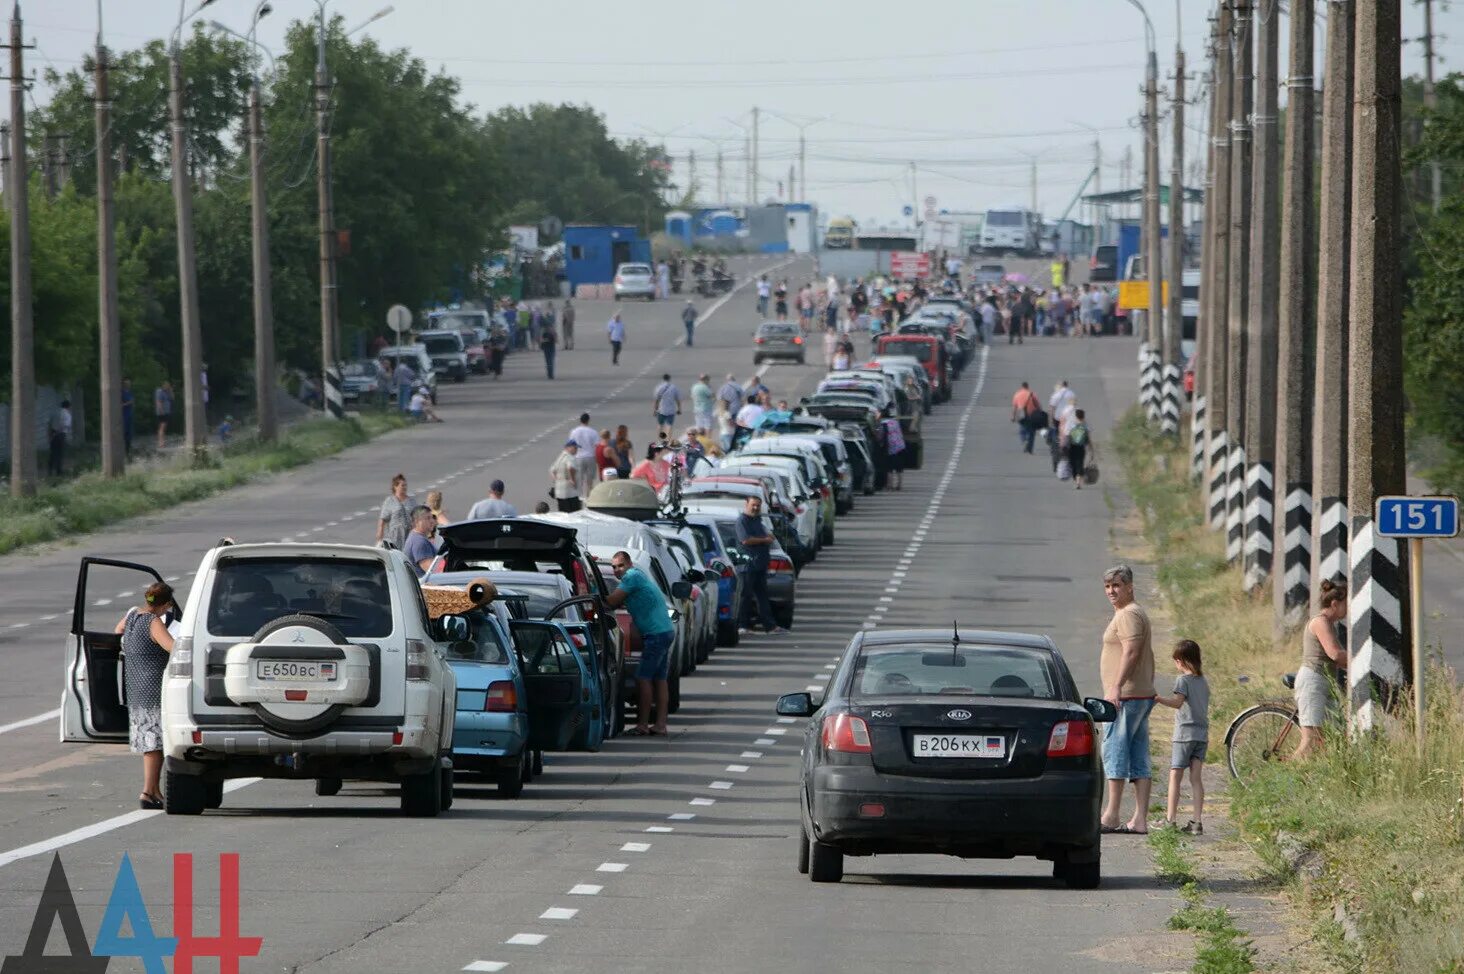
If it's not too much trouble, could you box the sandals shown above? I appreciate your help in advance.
[1181,821,1204,835]
[139,793,163,810]
[1100,824,1147,835]
[625,727,652,736]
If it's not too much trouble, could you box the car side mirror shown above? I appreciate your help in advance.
[776,692,815,717]
[436,614,469,643]
[685,569,707,584]
[1083,697,1118,723]
[671,581,693,599]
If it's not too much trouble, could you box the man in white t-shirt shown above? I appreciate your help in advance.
[756,276,772,318]
[569,412,600,495]
[734,398,767,448]
[1049,380,1076,420]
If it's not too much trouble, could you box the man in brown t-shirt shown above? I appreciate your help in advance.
[1099,564,1157,834]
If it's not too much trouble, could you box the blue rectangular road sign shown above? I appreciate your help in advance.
[1375,495,1460,539]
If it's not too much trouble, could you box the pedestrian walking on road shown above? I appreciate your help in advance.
[653,374,682,436]
[1290,579,1349,761]
[756,275,771,318]
[881,410,906,491]
[549,442,583,512]
[606,312,626,365]
[606,550,676,735]
[1066,409,1091,489]
[1154,639,1209,834]
[735,497,786,634]
[1099,564,1157,836]
[569,414,600,494]
[487,325,508,378]
[116,581,177,809]
[691,373,714,430]
[539,317,559,379]
[774,279,789,321]
[376,473,416,548]
[612,425,635,479]
[1010,382,1042,454]
[717,373,744,415]
[48,399,72,477]
[154,381,174,450]
[467,480,518,520]
[681,300,699,347]
[561,299,575,350]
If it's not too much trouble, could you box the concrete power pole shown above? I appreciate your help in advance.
[1242,0,1281,594]
[1161,44,1186,438]
[1274,0,1316,629]
[95,41,123,477]
[1422,0,1440,212]
[1346,0,1409,727]
[715,147,723,203]
[249,80,277,444]
[169,44,208,452]
[1193,16,1221,482]
[1141,50,1163,423]
[1225,0,1254,566]
[6,4,37,497]
[1206,3,1234,533]
[1312,0,1354,603]
[799,131,807,203]
[315,13,343,420]
[751,106,759,204]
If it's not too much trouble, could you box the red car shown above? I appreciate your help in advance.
[458,328,488,374]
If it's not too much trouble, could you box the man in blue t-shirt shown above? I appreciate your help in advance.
[734,496,785,634]
[606,550,675,736]
[401,506,439,578]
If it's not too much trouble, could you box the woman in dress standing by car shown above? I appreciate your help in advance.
[376,473,415,548]
[116,582,177,809]
[612,425,635,479]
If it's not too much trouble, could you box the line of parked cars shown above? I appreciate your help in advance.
[342,308,501,405]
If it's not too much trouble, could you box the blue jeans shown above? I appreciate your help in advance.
[637,630,673,681]
[1102,698,1155,781]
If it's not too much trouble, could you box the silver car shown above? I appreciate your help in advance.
[753,321,807,365]
[614,262,657,300]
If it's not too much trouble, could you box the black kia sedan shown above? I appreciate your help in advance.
[777,628,1116,887]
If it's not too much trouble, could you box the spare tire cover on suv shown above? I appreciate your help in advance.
[222,614,374,735]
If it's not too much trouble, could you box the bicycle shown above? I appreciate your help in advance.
[1223,674,1300,782]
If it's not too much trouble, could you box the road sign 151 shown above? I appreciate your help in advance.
[1375,495,1460,538]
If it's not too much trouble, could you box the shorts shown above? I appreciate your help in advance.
[1294,666,1336,728]
[129,705,164,754]
[656,413,676,427]
[1101,697,1155,781]
[1171,739,1208,769]
[636,630,674,681]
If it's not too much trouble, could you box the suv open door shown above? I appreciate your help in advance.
[510,620,604,752]
[61,556,165,743]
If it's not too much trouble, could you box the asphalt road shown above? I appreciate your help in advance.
[0,254,1185,973]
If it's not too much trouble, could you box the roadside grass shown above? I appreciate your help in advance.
[1116,408,1464,974]
[1149,828,1258,974]
[0,413,409,555]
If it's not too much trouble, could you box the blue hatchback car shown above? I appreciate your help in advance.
[664,514,745,646]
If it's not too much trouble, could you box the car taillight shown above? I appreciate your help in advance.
[792,336,804,345]
[769,556,793,573]
[822,713,872,754]
[168,636,193,678]
[485,680,517,712]
[754,337,765,344]
[720,565,735,579]
[819,485,831,499]
[1047,720,1094,757]
[406,638,431,681]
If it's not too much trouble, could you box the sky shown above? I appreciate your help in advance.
[24,0,1458,229]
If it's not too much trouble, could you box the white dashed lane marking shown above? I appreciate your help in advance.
[620,842,651,853]
[645,826,674,833]
[725,765,749,774]
[596,862,629,873]
[740,751,763,759]
[709,781,734,790]
[690,797,716,806]
[505,933,546,946]
[540,908,578,921]
[463,962,507,973]
[669,812,696,820]
[568,884,602,896]
[755,737,776,746]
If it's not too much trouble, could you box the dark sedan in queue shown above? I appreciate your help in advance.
[777,628,1116,887]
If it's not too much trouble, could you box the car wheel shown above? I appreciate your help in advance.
[614,294,621,301]
[753,355,762,365]
[1064,855,1101,889]
[531,750,544,776]
[1051,859,1068,881]
[204,780,225,810]
[822,524,834,546]
[496,754,526,798]
[797,356,805,365]
[774,605,794,630]
[717,620,740,647]
[668,672,681,715]
[454,371,466,384]
[809,840,843,883]
[163,770,207,816]
[439,759,455,811]
[314,777,342,798]
[797,824,811,875]
[400,762,442,817]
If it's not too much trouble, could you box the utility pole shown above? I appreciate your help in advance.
[688,149,696,201]
[1225,0,1254,566]
[1206,3,1234,532]
[1274,0,1315,628]
[910,161,919,229]
[315,9,343,420]
[249,77,277,443]
[1193,15,1221,481]
[6,3,37,497]
[799,131,807,202]
[95,39,123,476]
[1312,0,1354,604]
[715,146,723,203]
[787,162,794,201]
[1161,42,1186,438]
[1141,47,1162,424]
[750,105,759,204]
[1346,0,1409,727]
[1422,0,1440,212]
[41,131,56,198]
[169,34,208,452]
[56,134,70,189]
[1243,0,1281,594]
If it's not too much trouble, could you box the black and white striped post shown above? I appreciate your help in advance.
[1242,461,1274,592]
[1315,496,1347,587]
[1138,340,1161,422]
[1279,485,1312,626]
[1226,443,1246,563]
[1160,362,1181,436]
[1191,394,1207,480]
[1208,429,1229,530]
[1348,516,1406,729]
[324,364,344,419]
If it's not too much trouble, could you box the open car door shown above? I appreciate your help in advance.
[61,556,165,743]
[510,620,603,753]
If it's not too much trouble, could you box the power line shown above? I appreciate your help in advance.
[450,62,1140,90]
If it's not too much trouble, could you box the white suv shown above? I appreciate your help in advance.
[61,543,458,817]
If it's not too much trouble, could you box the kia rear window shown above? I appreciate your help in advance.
[207,557,392,638]
[851,644,1060,700]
